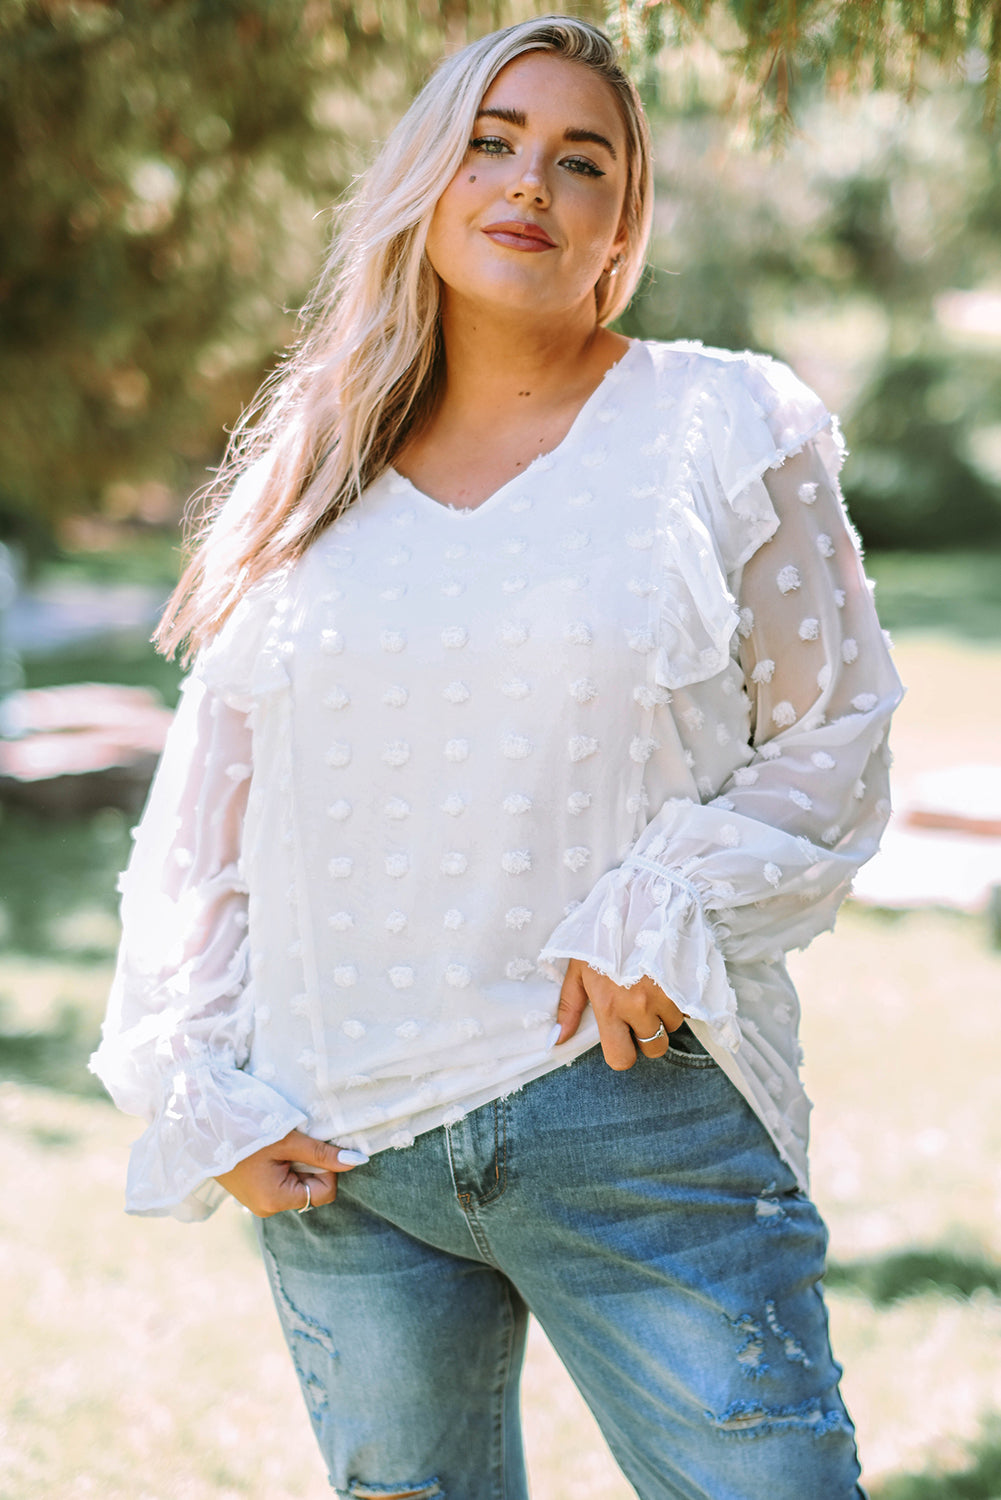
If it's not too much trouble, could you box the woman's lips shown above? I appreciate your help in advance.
[482,220,557,252]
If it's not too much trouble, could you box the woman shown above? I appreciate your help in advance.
[92,16,902,1499]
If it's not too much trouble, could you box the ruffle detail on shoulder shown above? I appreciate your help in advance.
[692,352,846,574]
[651,498,741,691]
[537,857,741,1054]
[644,345,846,690]
[189,577,291,713]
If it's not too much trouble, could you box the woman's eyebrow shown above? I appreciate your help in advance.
[564,127,617,159]
[474,106,618,160]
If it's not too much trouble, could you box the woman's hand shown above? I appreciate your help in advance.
[214,1128,369,1217]
[553,958,687,1069]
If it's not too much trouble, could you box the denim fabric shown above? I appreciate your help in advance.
[258,1028,865,1500]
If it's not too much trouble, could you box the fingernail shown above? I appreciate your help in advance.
[545,1022,562,1051]
[338,1149,370,1166]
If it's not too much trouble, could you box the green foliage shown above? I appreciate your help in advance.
[826,1248,1001,1304]
[612,1,1001,127]
[4,1,310,546]
[618,72,1001,549]
[0,0,553,554]
[846,356,1001,548]
[3,0,1000,559]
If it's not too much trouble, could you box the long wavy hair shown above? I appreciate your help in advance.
[156,14,654,661]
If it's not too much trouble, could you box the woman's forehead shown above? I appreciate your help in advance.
[477,51,626,141]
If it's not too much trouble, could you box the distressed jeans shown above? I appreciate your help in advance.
[257,1025,866,1500]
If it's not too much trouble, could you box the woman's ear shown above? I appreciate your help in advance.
[604,242,628,278]
[605,220,629,275]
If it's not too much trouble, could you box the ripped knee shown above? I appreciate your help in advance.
[346,1479,443,1500]
[724,1298,814,1381]
[705,1399,853,1439]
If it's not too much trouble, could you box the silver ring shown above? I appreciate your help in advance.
[636,1023,668,1045]
[297,1179,312,1213]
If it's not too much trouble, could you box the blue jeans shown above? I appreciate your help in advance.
[257,1026,865,1500]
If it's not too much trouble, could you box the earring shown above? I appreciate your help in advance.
[607,255,622,277]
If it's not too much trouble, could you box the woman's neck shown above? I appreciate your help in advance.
[435,304,627,426]
[393,305,632,509]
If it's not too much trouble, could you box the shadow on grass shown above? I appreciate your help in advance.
[0,1000,107,1099]
[872,1421,1001,1499]
[827,1248,1001,1304]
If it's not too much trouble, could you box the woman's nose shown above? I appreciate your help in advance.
[505,153,551,208]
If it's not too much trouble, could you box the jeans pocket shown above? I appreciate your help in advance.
[662,1020,717,1068]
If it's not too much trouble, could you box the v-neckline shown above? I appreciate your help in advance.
[387,339,640,518]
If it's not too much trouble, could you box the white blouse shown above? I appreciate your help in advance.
[91,339,903,1221]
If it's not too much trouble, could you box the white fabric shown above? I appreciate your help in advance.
[90,340,903,1219]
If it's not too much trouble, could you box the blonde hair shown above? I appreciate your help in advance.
[157,14,654,661]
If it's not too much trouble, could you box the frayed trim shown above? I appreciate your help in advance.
[345,1480,443,1500]
[723,409,844,509]
[706,1397,853,1439]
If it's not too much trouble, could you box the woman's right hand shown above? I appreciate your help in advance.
[214,1128,369,1217]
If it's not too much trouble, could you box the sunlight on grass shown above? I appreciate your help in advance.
[794,907,1001,1264]
[47,908,122,955]
[831,1291,1001,1485]
[792,904,1001,1490]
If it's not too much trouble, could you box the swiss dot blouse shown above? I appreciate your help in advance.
[91,339,903,1221]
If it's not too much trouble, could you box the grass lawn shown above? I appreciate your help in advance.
[2,552,1000,1498]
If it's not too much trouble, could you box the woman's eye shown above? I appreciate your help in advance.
[467,139,603,178]
[562,156,604,178]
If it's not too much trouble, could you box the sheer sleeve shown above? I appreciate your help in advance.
[538,370,904,1053]
[89,673,306,1220]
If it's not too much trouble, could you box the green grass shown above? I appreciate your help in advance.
[0,806,130,1103]
[40,529,185,593]
[865,549,1001,641]
[0,806,131,957]
[21,633,184,707]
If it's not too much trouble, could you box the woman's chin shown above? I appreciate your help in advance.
[439,275,596,324]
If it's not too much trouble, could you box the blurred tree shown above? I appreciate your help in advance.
[619,71,1001,548]
[612,1,1001,131]
[1,0,586,554]
[844,355,1001,548]
[2,0,999,556]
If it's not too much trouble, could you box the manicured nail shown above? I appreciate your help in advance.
[545,1023,562,1051]
[338,1149,370,1166]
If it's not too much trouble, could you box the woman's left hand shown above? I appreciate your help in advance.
[553,958,687,1069]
